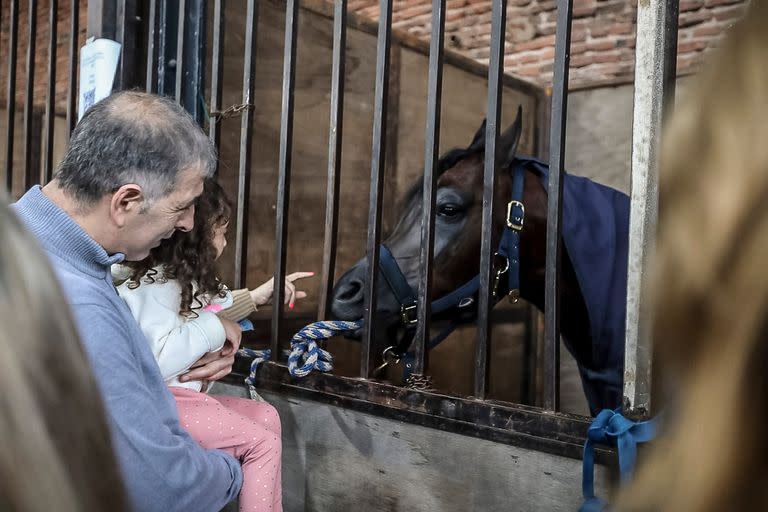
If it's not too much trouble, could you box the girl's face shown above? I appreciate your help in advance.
[213,221,228,260]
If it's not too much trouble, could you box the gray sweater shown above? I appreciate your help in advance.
[13,186,242,511]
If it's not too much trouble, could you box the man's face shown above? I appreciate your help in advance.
[121,167,205,261]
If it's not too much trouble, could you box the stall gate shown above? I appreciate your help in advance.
[0,0,679,510]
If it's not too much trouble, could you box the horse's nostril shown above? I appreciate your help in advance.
[337,280,363,302]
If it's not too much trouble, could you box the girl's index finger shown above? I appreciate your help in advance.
[287,271,315,281]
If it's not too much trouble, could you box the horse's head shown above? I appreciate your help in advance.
[331,108,539,349]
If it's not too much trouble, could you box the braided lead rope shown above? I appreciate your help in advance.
[237,347,271,401]
[288,320,362,378]
[236,320,362,398]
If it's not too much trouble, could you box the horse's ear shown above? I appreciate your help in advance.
[467,119,487,150]
[497,106,523,168]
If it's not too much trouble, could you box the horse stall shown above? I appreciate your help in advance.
[0,0,680,510]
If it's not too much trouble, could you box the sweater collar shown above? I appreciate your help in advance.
[13,186,125,277]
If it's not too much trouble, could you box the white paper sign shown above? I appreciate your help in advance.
[78,37,122,121]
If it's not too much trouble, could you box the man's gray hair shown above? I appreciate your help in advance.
[54,91,216,207]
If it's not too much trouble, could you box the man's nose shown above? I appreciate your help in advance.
[175,205,195,232]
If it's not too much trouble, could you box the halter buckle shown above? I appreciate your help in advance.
[400,303,418,326]
[506,200,525,231]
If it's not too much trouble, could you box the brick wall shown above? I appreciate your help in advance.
[348,0,749,88]
[0,0,88,114]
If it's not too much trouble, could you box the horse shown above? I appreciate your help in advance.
[329,107,630,416]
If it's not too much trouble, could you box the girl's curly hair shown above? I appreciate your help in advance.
[123,178,232,317]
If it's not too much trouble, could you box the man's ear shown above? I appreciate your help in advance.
[110,184,145,227]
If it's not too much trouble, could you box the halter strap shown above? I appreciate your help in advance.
[375,158,528,370]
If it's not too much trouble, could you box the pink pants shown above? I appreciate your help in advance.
[171,387,283,512]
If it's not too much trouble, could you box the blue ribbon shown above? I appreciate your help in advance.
[580,408,657,511]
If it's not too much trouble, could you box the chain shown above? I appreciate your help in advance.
[405,373,434,391]
[209,102,254,122]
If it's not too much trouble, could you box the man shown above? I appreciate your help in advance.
[13,91,244,511]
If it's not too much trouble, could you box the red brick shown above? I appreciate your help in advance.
[712,4,747,21]
[679,9,713,27]
[677,40,709,54]
[607,23,633,35]
[595,1,627,16]
[573,5,598,18]
[570,42,588,54]
[681,0,705,11]
[690,23,723,37]
[585,38,617,52]
[705,0,743,6]
[512,34,555,51]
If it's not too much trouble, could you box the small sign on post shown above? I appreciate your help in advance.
[78,37,121,121]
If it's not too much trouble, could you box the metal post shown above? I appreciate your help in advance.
[623,0,679,419]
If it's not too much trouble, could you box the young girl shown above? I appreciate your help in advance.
[115,179,313,512]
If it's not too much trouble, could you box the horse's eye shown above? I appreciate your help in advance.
[437,203,462,218]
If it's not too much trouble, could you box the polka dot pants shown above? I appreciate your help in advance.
[171,387,282,512]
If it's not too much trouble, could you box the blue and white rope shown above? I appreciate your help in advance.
[287,320,362,378]
[237,347,271,400]
[237,319,362,397]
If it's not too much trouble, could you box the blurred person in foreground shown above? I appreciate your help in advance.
[619,2,768,511]
[0,193,128,512]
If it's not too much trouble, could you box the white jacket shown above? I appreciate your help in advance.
[115,267,232,392]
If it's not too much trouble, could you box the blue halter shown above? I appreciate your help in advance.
[376,159,527,371]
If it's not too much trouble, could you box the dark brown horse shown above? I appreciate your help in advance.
[330,108,630,415]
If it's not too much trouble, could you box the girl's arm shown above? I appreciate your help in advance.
[118,279,227,381]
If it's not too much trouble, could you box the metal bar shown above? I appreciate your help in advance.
[475,0,507,399]
[23,0,38,188]
[43,0,58,184]
[113,0,125,90]
[272,0,300,356]
[543,0,573,412]
[156,0,170,96]
[180,0,205,123]
[146,0,159,92]
[4,0,18,192]
[174,0,186,102]
[208,0,224,157]
[317,0,348,321]
[623,0,679,420]
[66,0,79,136]
[413,0,447,376]
[233,0,258,289]
[361,0,393,379]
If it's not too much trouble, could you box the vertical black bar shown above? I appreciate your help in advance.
[662,1,679,118]
[271,0,300,356]
[233,0,257,289]
[4,0,18,192]
[475,0,507,399]
[146,0,159,92]
[413,0,446,376]
[361,0,393,379]
[43,0,58,184]
[543,0,573,412]
[180,0,205,123]
[208,0,224,157]
[317,0,347,321]
[23,0,38,189]
[112,0,125,90]
[66,0,79,137]
[174,0,186,102]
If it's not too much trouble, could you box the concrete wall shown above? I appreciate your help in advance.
[564,76,693,193]
[211,382,609,512]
